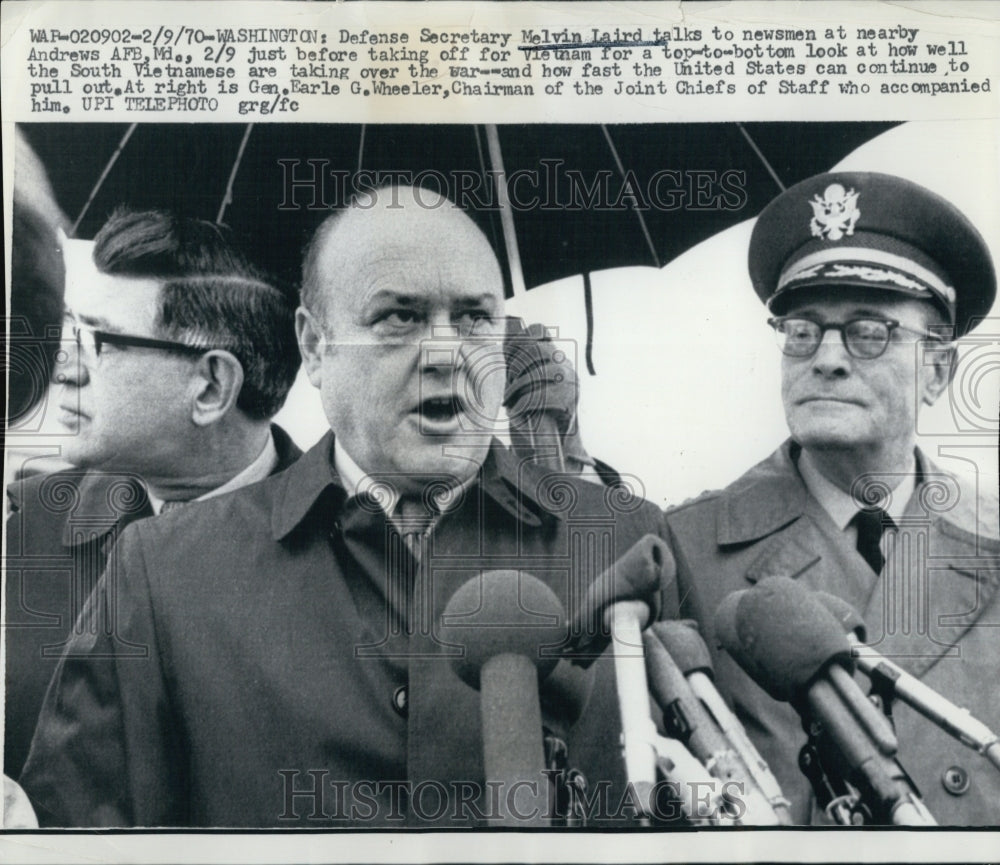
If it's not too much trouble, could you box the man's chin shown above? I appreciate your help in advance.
[790,426,870,452]
[57,442,96,469]
[394,442,492,489]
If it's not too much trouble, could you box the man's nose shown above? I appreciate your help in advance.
[419,314,462,373]
[810,328,851,377]
[52,336,88,387]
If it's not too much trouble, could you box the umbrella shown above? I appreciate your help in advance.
[20,121,899,297]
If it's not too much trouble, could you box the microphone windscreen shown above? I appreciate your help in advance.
[813,591,868,642]
[568,534,674,654]
[713,576,852,703]
[650,619,714,679]
[540,658,595,738]
[440,570,566,689]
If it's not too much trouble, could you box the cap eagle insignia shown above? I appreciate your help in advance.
[809,184,861,241]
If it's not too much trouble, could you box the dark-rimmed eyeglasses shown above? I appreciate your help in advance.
[768,316,943,360]
[64,320,213,359]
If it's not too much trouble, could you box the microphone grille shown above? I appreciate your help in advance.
[648,619,714,678]
[440,570,566,689]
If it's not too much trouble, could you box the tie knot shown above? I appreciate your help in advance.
[851,506,893,535]
[395,497,438,534]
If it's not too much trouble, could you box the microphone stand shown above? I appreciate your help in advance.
[608,603,734,826]
[797,666,936,826]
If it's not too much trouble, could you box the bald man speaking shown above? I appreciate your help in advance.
[21,187,673,828]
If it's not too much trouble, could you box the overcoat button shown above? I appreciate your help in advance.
[392,685,408,718]
[942,765,970,796]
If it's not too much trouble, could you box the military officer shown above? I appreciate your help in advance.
[666,172,1000,825]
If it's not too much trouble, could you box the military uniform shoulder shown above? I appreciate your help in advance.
[918,455,1000,545]
[665,487,723,516]
[938,482,1000,546]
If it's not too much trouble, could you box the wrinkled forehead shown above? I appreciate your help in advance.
[313,201,504,310]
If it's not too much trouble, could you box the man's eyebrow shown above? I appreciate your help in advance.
[452,294,501,309]
[363,289,425,307]
[66,308,119,331]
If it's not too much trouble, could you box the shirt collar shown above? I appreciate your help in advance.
[333,439,399,518]
[271,433,555,541]
[334,438,487,531]
[148,429,279,515]
[797,447,917,529]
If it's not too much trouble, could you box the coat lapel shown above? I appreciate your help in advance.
[861,470,1000,679]
[717,443,878,609]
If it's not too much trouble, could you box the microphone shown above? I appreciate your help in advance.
[652,620,792,824]
[564,534,670,822]
[539,657,594,740]
[440,569,566,826]
[645,621,790,825]
[715,577,936,825]
[814,591,1000,773]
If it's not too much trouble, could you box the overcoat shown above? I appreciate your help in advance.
[666,440,1000,825]
[20,434,675,827]
[4,426,301,780]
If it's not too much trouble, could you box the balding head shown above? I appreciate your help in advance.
[296,185,507,489]
[301,185,503,323]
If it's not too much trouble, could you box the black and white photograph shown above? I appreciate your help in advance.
[2,2,999,862]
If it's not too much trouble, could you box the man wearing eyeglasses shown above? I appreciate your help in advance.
[4,209,302,781]
[665,172,1000,824]
[19,187,673,828]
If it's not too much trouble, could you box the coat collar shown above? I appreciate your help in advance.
[55,423,302,548]
[718,439,1000,678]
[57,471,151,547]
[716,440,810,546]
[714,440,967,547]
[270,423,304,473]
[270,433,557,542]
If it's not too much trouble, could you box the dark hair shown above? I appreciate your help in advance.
[93,208,300,418]
[9,202,65,423]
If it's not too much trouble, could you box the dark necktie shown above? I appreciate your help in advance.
[395,498,437,559]
[387,498,439,638]
[850,507,893,574]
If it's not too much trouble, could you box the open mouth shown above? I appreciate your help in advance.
[416,395,463,425]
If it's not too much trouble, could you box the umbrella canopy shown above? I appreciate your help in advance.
[20,122,899,294]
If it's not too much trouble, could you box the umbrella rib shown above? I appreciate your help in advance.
[583,271,597,376]
[473,126,508,294]
[736,123,786,193]
[600,125,660,269]
[484,125,527,297]
[217,123,254,225]
[71,123,137,237]
[357,124,366,174]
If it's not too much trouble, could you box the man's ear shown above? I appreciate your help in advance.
[921,342,958,406]
[190,350,245,426]
[296,306,325,388]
